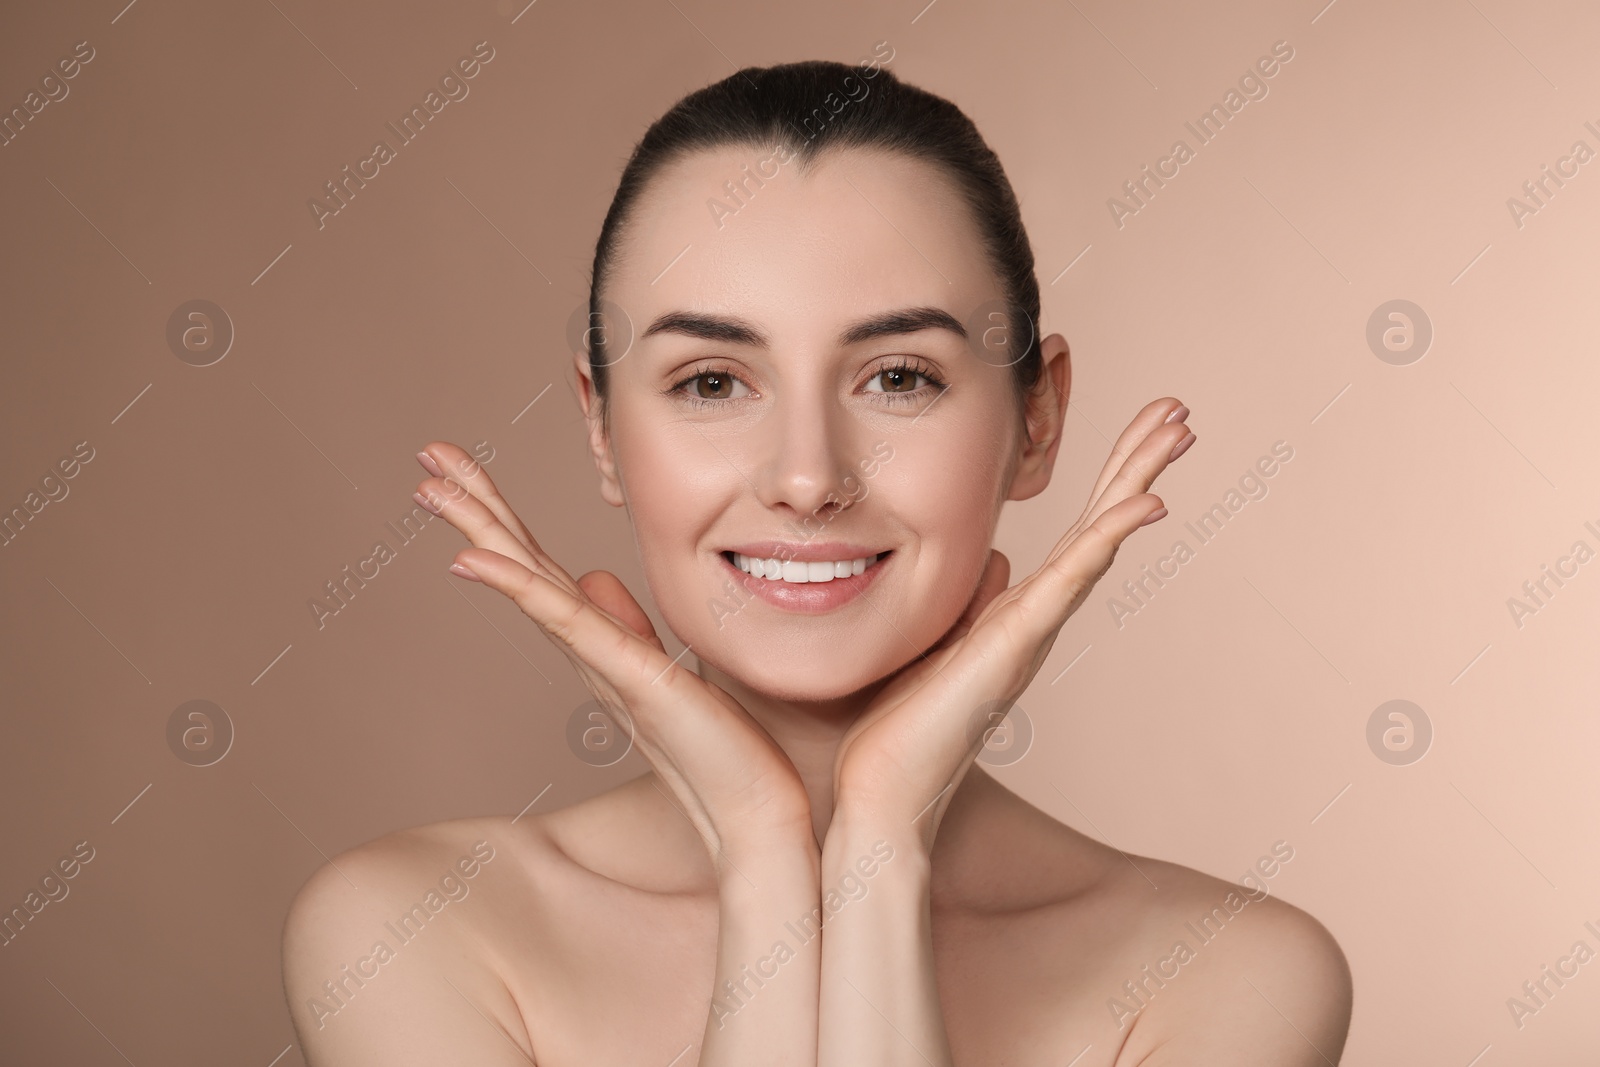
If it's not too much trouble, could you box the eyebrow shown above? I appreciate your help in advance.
[640,305,969,349]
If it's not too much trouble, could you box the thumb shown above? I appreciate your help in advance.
[932,549,1011,652]
[576,571,665,652]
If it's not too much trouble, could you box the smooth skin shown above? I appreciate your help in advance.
[282,146,1351,1065]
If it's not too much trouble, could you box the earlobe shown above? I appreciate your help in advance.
[573,354,627,507]
[1032,335,1070,452]
[587,413,626,508]
[1006,335,1071,502]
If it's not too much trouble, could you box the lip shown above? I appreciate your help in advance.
[717,548,890,615]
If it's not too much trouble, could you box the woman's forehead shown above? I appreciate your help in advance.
[610,145,1002,325]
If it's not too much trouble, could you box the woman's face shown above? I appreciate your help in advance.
[580,145,1056,703]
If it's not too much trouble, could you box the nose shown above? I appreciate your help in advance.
[750,391,861,524]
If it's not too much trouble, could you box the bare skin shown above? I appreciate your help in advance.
[281,146,1352,1065]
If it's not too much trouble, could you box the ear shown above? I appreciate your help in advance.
[573,352,626,507]
[1006,333,1071,502]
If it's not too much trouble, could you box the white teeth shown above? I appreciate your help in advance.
[731,552,882,583]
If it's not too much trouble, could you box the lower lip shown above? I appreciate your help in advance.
[718,551,890,614]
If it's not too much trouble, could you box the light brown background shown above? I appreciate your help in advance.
[3,0,1597,1063]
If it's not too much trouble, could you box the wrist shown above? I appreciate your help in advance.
[714,835,821,894]
[820,819,931,892]
[824,803,934,864]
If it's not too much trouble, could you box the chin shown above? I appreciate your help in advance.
[697,643,905,705]
[689,603,943,700]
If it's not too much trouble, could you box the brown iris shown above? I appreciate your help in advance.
[877,368,915,393]
[694,372,735,399]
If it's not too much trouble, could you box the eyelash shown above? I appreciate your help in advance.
[665,358,949,411]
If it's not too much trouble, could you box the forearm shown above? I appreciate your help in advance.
[817,823,952,1067]
[699,844,823,1067]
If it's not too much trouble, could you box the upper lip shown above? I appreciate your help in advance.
[722,542,888,563]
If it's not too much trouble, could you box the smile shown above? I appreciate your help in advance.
[724,550,887,583]
[714,545,892,615]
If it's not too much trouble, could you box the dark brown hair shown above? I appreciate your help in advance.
[585,58,1042,411]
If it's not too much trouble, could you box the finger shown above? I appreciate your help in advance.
[454,546,665,693]
[458,548,755,772]
[420,474,580,596]
[1080,398,1190,521]
[418,442,545,562]
[1055,418,1190,572]
[1022,493,1163,640]
[930,549,1011,653]
[415,466,582,599]
[577,570,665,652]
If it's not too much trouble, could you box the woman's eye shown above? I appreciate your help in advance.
[679,371,750,402]
[876,371,928,396]
[865,366,938,395]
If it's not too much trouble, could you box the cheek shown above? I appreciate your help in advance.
[608,414,736,597]
[892,412,1016,540]
[871,425,1014,619]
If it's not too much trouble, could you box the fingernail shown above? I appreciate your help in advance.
[1168,431,1196,462]
[1139,507,1168,527]
[449,562,481,581]
[1163,404,1189,425]
[416,451,446,477]
[413,490,442,515]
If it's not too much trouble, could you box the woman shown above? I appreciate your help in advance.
[282,58,1352,1065]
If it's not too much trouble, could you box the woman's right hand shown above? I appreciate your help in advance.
[414,441,817,870]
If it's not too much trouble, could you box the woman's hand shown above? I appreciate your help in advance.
[415,442,823,1065]
[413,442,816,869]
[816,398,1193,1065]
[827,397,1195,851]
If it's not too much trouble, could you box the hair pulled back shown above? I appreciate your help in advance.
[585,57,1042,410]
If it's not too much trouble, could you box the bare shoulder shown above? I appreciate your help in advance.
[1090,848,1353,1066]
[928,775,1351,1065]
[282,814,533,958]
[280,814,552,1065]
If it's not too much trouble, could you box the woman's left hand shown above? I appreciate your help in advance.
[828,397,1194,851]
